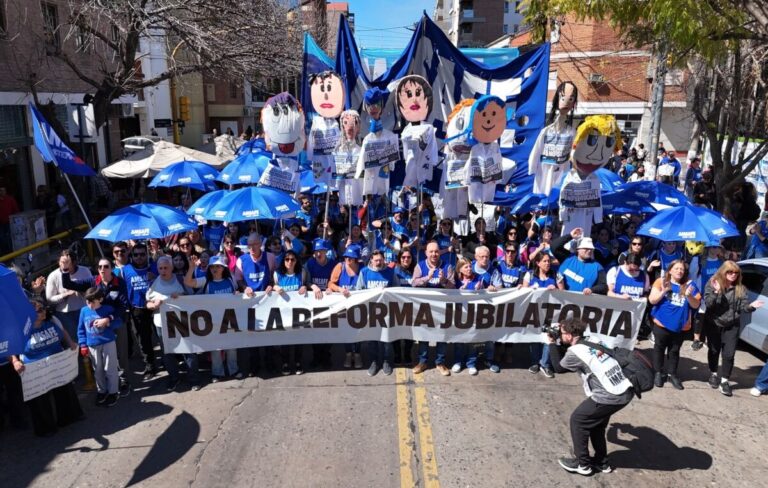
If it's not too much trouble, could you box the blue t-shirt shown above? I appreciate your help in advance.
[123,264,157,308]
[611,266,647,299]
[651,281,700,332]
[494,261,526,288]
[239,252,271,291]
[698,257,723,290]
[456,274,484,290]
[374,231,399,264]
[204,224,226,252]
[337,264,359,290]
[22,320,65,362]
[435,233,457,267]
[557,256,603,292]
[394,266,413,287]
[417,259,452,288]
[526,271,557,289]
[275,272,302,291]
[306,257,336,290]
[203,278,237,295]
[358,266,396,289]
[78,305,121,347]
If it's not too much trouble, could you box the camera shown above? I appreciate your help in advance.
[541,323,560,339]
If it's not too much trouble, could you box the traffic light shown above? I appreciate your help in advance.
[179,96,190,121]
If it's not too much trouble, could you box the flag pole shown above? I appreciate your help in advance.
[60,170,105,258]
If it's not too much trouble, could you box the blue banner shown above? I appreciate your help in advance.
[304,13,549,202]
[29,103,96,177]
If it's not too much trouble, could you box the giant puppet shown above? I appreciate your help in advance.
[528,81,578,196]
[260,92,305,195]
[355,87,399,197]
[439,99,474,219]
[396,75,438,189]
[334,109,363,206]
[559,114,622,236]
[307,71,345,185]
[465,95,507,204]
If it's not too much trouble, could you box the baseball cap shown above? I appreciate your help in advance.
[393,206,406,214]
[313,238,331,252]
[342,245,361,260]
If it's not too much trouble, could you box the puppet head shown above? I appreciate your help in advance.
[548,81,578,124]
[468,95,506,145]
[396,75,432,123]
[339,109,360,143]
[309,71,345,119]
[571,115,622,176]
[444,99,475,155]
[363,87,389,121]
[262,92,305,157]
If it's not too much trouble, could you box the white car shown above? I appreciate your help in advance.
[121,136,163,156]
[738,259,768,353]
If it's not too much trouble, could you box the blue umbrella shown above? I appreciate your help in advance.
[614,181,688,208]
[202,187,300,223]
[637,205,739,243]
[593,168,625,193]
[148,161,220,191]
[217,151,273,185]
[236,137,267,155]
[510,191,558,214]
[0,265,35,356]
[602,191,659,215]
[300,170,328,195]
[496,169,619,212]
[188,190,228,219]
[85,203,199,242]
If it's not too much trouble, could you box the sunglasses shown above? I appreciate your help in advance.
[179,243,191,247]
[726,270,739,275]
[98,264,111,269]
[132,253,147,258]
[113,249,126,254]
[401,255,413,259]
[284,257,296,262]
[505,249,517,254]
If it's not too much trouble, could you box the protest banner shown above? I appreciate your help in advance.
[444,158,468,189]
[160,288,646,354]
[258,164,297,193]
[21,349,78,402]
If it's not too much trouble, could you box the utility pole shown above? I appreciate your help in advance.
[646,41,669,178]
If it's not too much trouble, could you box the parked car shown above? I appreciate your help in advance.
[738,259,768,353]
[121,135,163,156]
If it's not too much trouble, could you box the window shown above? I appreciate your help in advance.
[741,266,768,295]
[75,27,90,52]
[504,2,509,14]
[229,81,238,99]
[548,71,558,90]
[515,0,522,14]
[41,2,60,50]
[110,23,120,43]
[0,0,7,38]
[503,24,508,35]
[513,24,519,34]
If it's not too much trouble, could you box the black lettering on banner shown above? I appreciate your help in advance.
[558,304,581,323]
[247,308,257,331]
[541,302,561,325]
[581,306,602,333]
[390,302,414,327]
[414,304,435,328]
[266,308,285,331]
[166,311,189,338]
[476,304,495,329]
[330,309,345,328]
[611,311,633,338]
[369,303,387,328]
[600,308,613,335]
[348,304,367,329]
[440,303,453,329]
[312,307,330,328]
[454,303,475,329]
[494,303,505,327]
[293,308,311,328]
[521,303,541,328]
[190,310,213,336]
[504,302,520,327]
[220,309,240,333]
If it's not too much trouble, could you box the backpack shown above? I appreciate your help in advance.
[581,340,655,399]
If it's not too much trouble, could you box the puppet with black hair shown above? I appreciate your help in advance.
[396,75,438,189]
[355,87,399,197]
[260,92,305,195]
[334,109,363,206]
[528,81,578,196]
[464,95,507,204]
[307,71,344,185]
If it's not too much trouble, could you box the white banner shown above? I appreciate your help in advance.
[258,164,297,193]
[160,288,646,354]
[21,349,78,401]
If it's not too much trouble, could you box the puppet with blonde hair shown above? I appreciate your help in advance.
[559,114,622,236]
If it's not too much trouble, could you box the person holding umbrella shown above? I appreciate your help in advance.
[704,261,764,396]
[648,259,701,390]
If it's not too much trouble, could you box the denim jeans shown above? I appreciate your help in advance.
[454,342,496,368]
[418,342,447,365]
[211,349,239,377]
[755,360,768,393]
[367,341,394,364]
[529,343,552,368]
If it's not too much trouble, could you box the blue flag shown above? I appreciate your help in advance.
[29,103,96,177]
[0,265,35,357]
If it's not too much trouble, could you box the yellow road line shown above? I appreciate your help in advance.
[413,373,440,488]
[396,368,416,488]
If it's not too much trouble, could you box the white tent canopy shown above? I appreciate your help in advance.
[101,141,228,178]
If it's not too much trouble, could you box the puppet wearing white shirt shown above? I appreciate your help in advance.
[307,71,344,186]
[529,81,578,196]
[261,92,305,195]
[465,95,506,204]
[439,99,474,219]
[356,87,399,197]
[559,115,622,237]
[396,75,437,189]
[334,110,363,206]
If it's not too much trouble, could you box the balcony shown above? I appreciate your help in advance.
[460,9,485,23]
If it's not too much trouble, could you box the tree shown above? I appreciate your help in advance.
[523,0,768,212]
[11,0,303,133]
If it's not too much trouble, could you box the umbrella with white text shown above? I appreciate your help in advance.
[85,203,199,242]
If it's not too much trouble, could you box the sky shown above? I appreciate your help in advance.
[346,0,435,50]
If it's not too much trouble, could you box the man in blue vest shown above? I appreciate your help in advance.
[356,250,400,376]
[122,242,158,379]
[307,238,337,369]
[557,237,607,295]
[412,241,455,376]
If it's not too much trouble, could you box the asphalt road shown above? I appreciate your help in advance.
[2,341,767,488]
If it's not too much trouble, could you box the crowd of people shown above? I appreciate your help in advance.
[1,141,768,445]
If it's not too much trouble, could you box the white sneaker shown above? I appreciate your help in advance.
[468,367,478,376]
[750,387,763,397]
[343,353,352,369]
[451,363,462,373]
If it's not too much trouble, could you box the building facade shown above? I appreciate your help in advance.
[434,0,511,48]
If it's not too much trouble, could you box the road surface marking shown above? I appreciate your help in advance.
[413,372,440,488]
[396,368,416,487]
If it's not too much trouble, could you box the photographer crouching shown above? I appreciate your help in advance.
[545,318,634,476]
